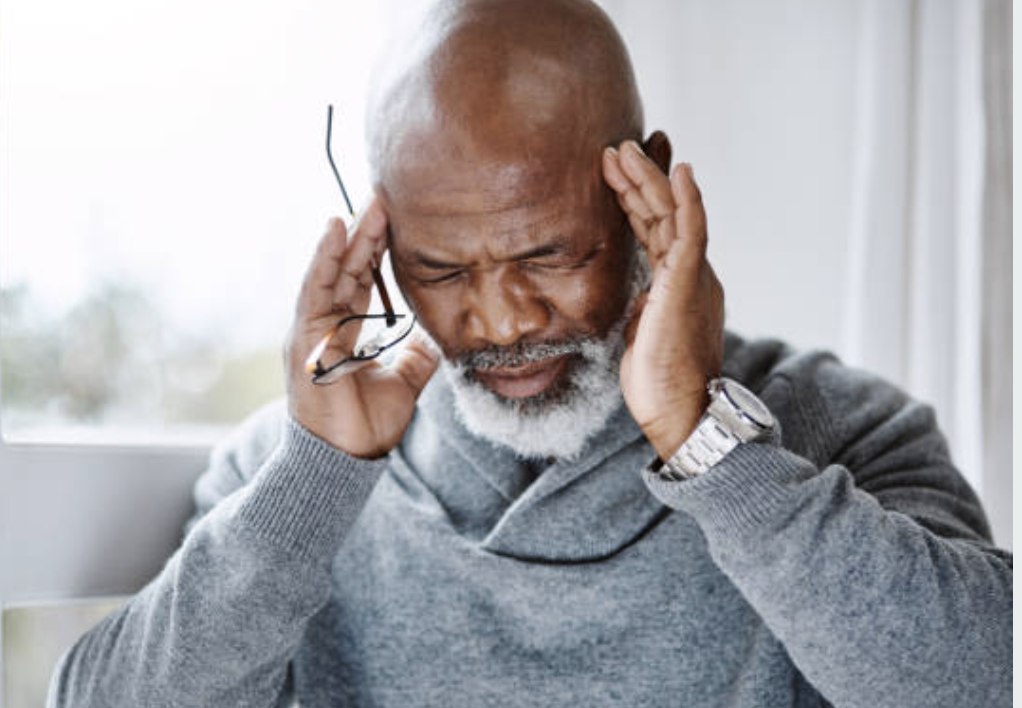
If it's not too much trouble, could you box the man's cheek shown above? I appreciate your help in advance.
[546,272,623,334]
[401,288,462,356]
[393,278,432,325]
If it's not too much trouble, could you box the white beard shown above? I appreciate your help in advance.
[441,249,649,461]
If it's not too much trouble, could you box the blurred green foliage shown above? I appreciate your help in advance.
[1,282,284,431]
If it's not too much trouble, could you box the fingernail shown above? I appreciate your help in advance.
[604,146,618,158]
[685,163,695,177]
[625,140,644,155]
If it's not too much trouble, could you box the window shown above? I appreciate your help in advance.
[1,0,400,443]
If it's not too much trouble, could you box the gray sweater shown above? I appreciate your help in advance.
[48,331,1012,707]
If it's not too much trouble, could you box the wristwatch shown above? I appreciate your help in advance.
[651,377,776,482]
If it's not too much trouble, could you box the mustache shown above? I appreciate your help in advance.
[451,338,594,371]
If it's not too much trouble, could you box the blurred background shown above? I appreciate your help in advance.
[0,0,1012,705]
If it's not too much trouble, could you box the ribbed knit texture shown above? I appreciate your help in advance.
[236,417,385,563]
[643,443,813,534]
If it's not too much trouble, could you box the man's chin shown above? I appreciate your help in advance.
[443,354,622,460]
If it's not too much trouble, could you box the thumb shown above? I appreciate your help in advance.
[390,331,441,397]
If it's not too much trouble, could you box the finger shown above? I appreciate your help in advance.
[620,141,684,268]
[604,145,676,267]
[604,148,659,260]
[670,163,708,266]
[332,198,389,309]
[603,147,656,225]
[390,331,441,397]
[618,140,675,222]
[625,211,652,248]
[297,217,349,319]
[602,146,632,195]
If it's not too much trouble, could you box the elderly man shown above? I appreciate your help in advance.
[50,0,1010,706]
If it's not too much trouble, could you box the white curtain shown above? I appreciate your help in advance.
[842,0,1011,545]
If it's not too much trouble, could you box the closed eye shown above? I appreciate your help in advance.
[409,243,600,284]
[522,259,579,271]
[417,270,465,285]
[528,255,587,267]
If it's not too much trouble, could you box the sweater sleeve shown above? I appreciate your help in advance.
[642,358,1011,708]
[47,412,386,708]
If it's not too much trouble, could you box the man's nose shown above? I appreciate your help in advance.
[463,268,549,347]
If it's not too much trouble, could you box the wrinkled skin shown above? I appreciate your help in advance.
[286,0,723,460]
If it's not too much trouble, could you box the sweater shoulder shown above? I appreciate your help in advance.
[721,330,913,468]
[722,331,993,542]
[722,329,902,397]
[186,397,289,534]
[214,396,290,483]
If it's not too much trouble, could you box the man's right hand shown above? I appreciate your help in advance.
[284,196,440,459]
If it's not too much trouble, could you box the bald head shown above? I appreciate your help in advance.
[367,0,644,200]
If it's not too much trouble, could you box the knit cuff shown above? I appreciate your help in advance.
[235,416,387,563]
[643,443,817,539]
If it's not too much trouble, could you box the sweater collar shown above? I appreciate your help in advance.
[393,330,745,562]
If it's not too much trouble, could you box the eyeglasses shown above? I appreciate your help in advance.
[304,104,416,385]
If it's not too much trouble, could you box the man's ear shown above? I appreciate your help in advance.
[642,130,672,174]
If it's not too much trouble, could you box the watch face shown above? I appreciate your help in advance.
[721,380,773,428]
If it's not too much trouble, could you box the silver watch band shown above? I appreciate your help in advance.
[656,413,741,481]
[645,378,776,483]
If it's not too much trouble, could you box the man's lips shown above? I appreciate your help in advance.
[472,355,571,399]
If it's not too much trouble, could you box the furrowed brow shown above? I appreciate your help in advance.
[409,252,466,270]
[504,235,576,262]
[510,244,563,260]
[407,235,577,270]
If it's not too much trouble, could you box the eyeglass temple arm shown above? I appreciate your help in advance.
[326,104,355,216]
[371,266,397,327]
[327,104,397,327]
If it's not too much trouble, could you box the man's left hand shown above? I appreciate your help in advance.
[602,140,725,461]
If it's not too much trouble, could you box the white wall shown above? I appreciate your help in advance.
[602,0,859,353]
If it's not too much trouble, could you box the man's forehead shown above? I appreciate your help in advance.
[374,100,615,220]
[389,187,593,244]
[382,148,598,215]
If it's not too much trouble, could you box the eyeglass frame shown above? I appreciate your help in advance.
[304,104,416,385]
